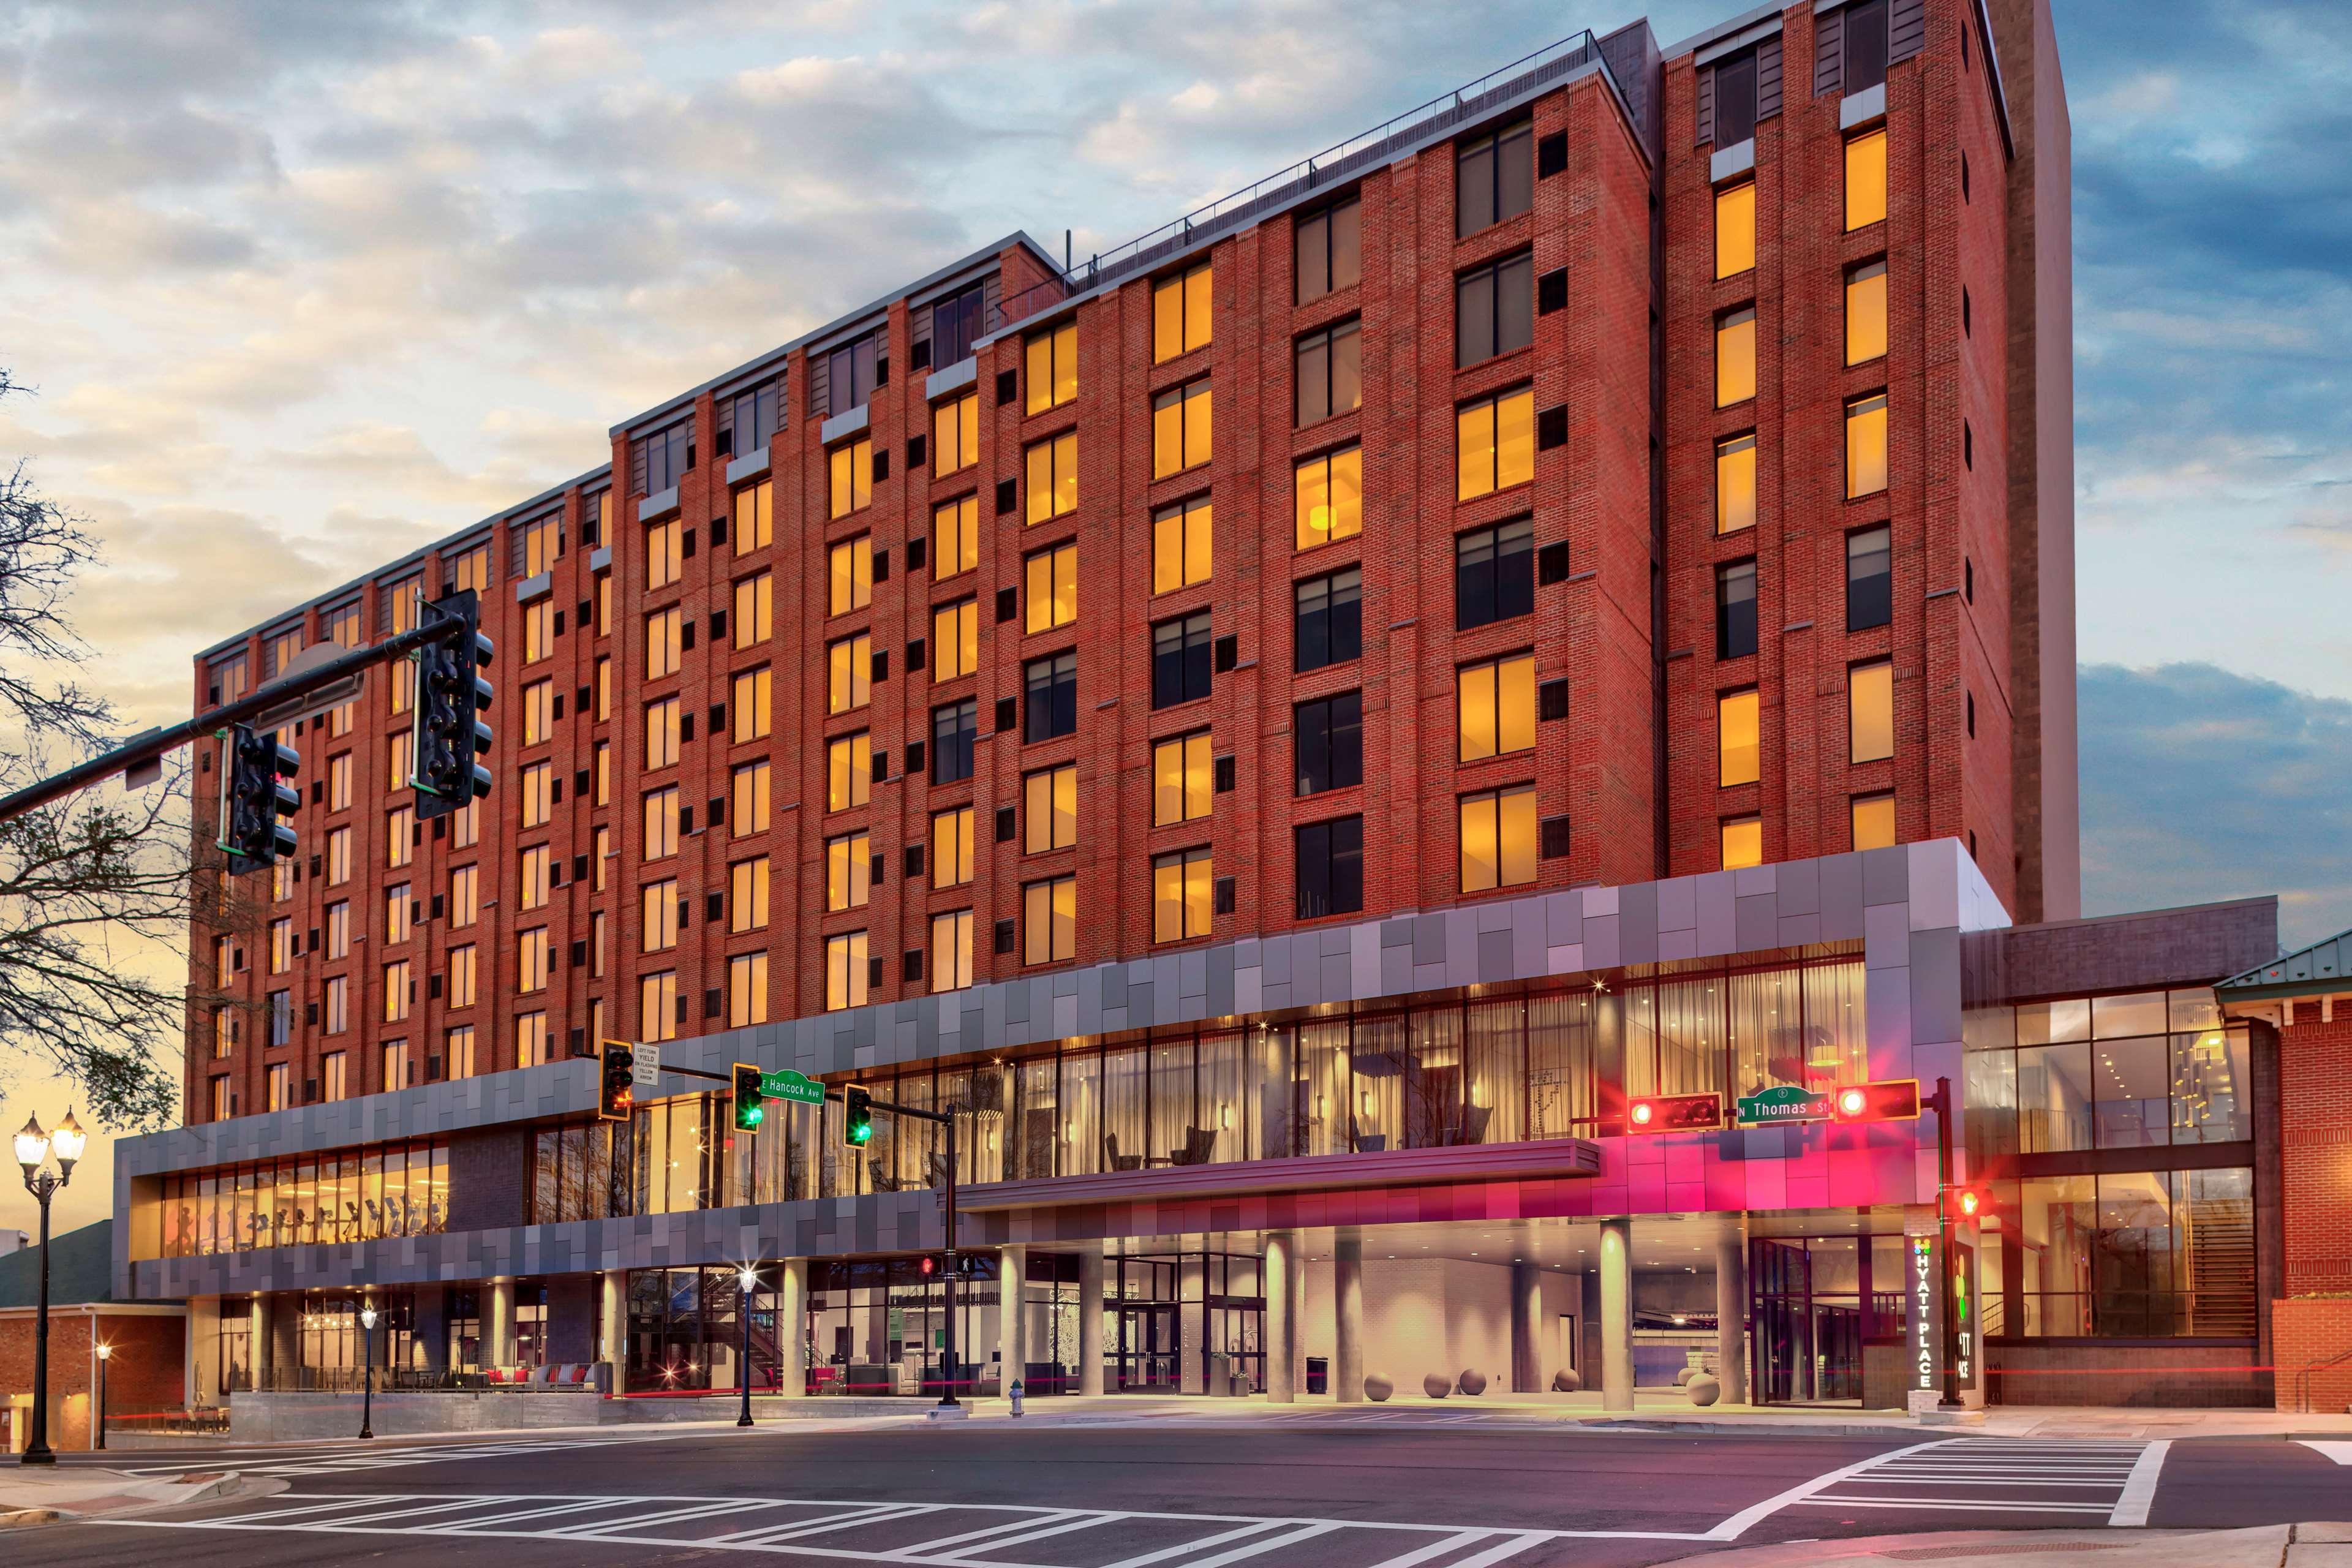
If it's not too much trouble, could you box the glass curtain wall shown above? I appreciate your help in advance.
[152,1140,450,1257]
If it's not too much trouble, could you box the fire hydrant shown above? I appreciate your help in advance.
[1009,1378,1025,1417]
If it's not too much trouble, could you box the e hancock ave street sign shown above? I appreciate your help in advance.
[760,1068,826,1106]
[1736,1084,1831,1125]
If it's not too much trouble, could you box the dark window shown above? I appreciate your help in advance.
[1457,120,1534,238]
[1844,0,1890,94]
[1152,611,1214,709]
[1455,518,1536,630]
[1294,691,1363,797]
[1295,815,1365,919]
[1294,195,1362,304]
[1847,525,1893,630]
[1717,560,1758,660]
[725,381,779,457]
[932,699,977,783]
[1025,651,1078,742]
[1714,51,1759,146]
[932,284,985,366]
[1294,567,1362,673]
[825,334,880,416]
[1295,319,1362,426]
[1456,252,1536,369]
[631,421,690,495]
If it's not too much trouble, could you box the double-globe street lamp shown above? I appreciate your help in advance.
[12,1110,88,1467]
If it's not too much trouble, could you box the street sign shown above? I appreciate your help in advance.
[761,1068,826,1106]
[251,642,368,732]
[1735,1084,1832,1125]
[631,1042,662,1089]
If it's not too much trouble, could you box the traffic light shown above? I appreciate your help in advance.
[1947,1185,1986,1223]
[844,1085,874,1148]
[598,1040,636,1123]
[1829,1079,1923,1123]
[410,589,494,821]
[216,723,300,875]
[731,1063,766,1132]
[1625,1092,1724,1133]
[955,1253,989,1281]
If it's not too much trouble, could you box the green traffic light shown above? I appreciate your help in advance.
[848,1120,872,1145]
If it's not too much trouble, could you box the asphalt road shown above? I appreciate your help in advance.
[34,1413,2352,1567]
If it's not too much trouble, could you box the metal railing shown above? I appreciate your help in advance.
[2295,1343,2352,1414]
[105,1406,230,1437]
[990,29,1612,336]
[247,1365,608,1395]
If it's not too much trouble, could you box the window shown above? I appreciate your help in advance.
[1845,129,1887,230]
[1152,381,1212,478]
[209,1077,231,1121]
[1843,0,1890,93]
[211,1008,235,1058]
[933,806,976,888]
[595,571,611,635]
[520,845,551,910]
[1716,434,1757,535]
[266,1061,291,1113]
[1456,387,1534,500]
[933,599,979,682]
[269,917,292,974]
[1458,654,1535,761]
[728,952,770,1027]
[268,989,291,1047]
[593,825,611,886]
[448,543,491,595]
[829,632,872,714]
[1460,785,1537,892]
[731,858,769,932]
[591,911,607,977]
[595,656,612,719]
[1152,847,1213,942]
[326,752,352,811]
[1721,815,1763,870]
[1294,691,1363,796]
[642,880,679,951]
[522,597,554,665]
[445,1025,476,1080]
[733,573,772,649]
[933,699,978,782]
[1716,560,1758,660]
[1152,261,1212,361]
[321,1050,347,1102]
[1852,792,1896,850]
[930,910,974,993]
[1719,690,1760,786]
[826,832,870,911]
[1025,764,1077,852]
[327,825,352,885]
[519,1008,554,1062]
[1455,252,1534,368]
[645,518,682,591]
[386,804,413,868]
[1152,731,1212,826]
[1845,393,1888,497]
[826,736,870,811]
[1025,876,1077,964]
[594,741,610,804]
[1295,815,1364,919]
[522,679,556,745]
[1152,611,1213,709]
[824,334,879,415]
[932,393,979,475]
[1025,323,1078,414]
[1294,194,1361,304]
[828,438,873,518]
[1294,447,1362,549]
[1455,518,1535,630]
[449,865,477,927]
[1716,307,1756,407]
[632,420,690,495]
[513,758,548,827]
[1713,51,1758,146]
[1025,542,1077,633]
[733,480,774,551]
[927,281,982,366]
[1716,181,1755,278]
[325,900,351,957]
[934,494,980,579]
[825,932,869,1011]
[828,536,873,614]
[384,959,412,1022]
[639,972,677,1042]
[323,976,349,1035]
[643,785,680,858]
[1845,259,1888,364]
[1025,431,1078,523]
[1296,318,1363,424]
[1456,119,1532,238]
[386,881,413,941]
[448,944,477,1008]
[1025,651,1077,741]
[1152,496,1212,593]
[736,760,772,833]
[644,697,680,770]
[1849,661,1894,763]
[645,609,682,679]
[1294,567,1362,672]
[1847,525,1892,630]
[732,666,772,741]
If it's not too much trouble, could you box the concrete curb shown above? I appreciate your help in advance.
[1652,1522,2352,1567]
[0,1469,284,1526]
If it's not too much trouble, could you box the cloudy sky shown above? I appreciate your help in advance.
[2,0,2347,1231]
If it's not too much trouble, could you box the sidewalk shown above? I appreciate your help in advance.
[0,1466,276,1526]
[1659,1521,2352,1566]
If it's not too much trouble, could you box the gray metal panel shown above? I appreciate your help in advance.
[512,571,551,605]
[925,358,978,400]
[725,451,771,486]
[635,486,679,524]
[819,405,870,445]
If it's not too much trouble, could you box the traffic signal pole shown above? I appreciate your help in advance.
[853,1089,962,1412]
[1929,1074,1962,1411]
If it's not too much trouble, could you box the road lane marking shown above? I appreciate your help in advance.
[2108,1439,2171,1526]
[1444,1531,1553,1568]
[894,1511,1087,1557]
[1360,1529,1495,1568]
[1705,1439,1947,1539]
[718,1503,944,1545]
[924,1513,1115,1560]
[1788,1498,2115,1513]
[1180,1521,1341,1567]
[1093,1519,1286,1568]
[2299,1441,2352,1465]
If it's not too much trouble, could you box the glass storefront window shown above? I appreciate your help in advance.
[2003,1167,2253,1339]
[149,1140,448,1259]
[1965,989,2250,1159]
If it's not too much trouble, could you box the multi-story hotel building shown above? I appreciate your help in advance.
[110,0,2296,1413]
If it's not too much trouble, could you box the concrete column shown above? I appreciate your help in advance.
[415,1285,450,1374]
[1333,1236,1363,1403]
[1288,1240,1307,1395]
[1077,1251,1105,1396]
[1510,1261,1542,1393]
[776,1259,807,1398]
[999,1245,1027,1395]
[1716,1227,1748,1406]
[600,1270,627,1392]
[1600,1218,1634,1412]
[1265,1233,1297,1403]
[249,1295,271,1388]
[486,1278,516,1370]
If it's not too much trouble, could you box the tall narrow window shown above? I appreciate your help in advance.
[1851,792,1896,851]
[642,786,679,859]
[1152,496,1213,594]
[1152,611,1213,709]
[930,911,974,993]
[1716,434,1757,535]
[1721,816,1763,870]
[733,760,771,834]
[1843,0,1890,93]
[1458,654,1536,761]
[1456,388,1534,500]
[1716,181,1755,279]
[641,880,679,952]
[1846,525,1893,630]
[733,480,773,551]
[825,933,869,1012]
[933,807,976,889]
[1152,381,1212,479]
[645,518,681,591]
[1151,262,1212,362]
[1845,393,1889,497]
[1845,129,1888,230]
[826,832,872,911]
[1716,560,1758,660]
[1025,763,1077,852]
[1455,252,1534,369]
[1456,120,1532,238]
[1024,877,1077,964]
[1716,306,1756,407]
[1460,785,1537,892]
[644,608,681,679]
[729,952,769,1027]
[1849,660,1894,763]
[1294,567,1362,673]
[829,632,872,714]
[733,572,772,648]
[1152,848,1213,942]
[644,696,680,770]
[1024,651,1077,741]
[1455,518,1535,630]
[934,495,980,579]
[518,846,549,910]
[1294,447,1362,549]
[1025,431,1079,524]
[932,393,979,475]
[1294,195,1361,304]
[1025,543,1078,633]
[1152,731,1213,825]
[1718,689,1760,786]
[828,536,873,615]
[827,735,871,811]
[731,858,769,931]
[932,598,979,683]
[1845,259,1888,364]
[1713,51,1758,146]
[1025,323,1078,414]
[638,976,675,1042]
[933,699,978,782]
[731,666,772,742]
[1295,815,1365,919]
[1294,691,1363,797]
[1295,319,1363,424]
[828,439,873,519]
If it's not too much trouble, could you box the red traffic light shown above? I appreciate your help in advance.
[1948,1185,1985,1221]
[919,1254,937,1276]
[1625,1092,1724,1133]
[1829,1079,1922,1123]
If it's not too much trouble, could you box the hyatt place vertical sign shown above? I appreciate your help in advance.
[1907,1235,1939,1395]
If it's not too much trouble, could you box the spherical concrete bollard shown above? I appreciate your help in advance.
[1673,1366,1696,1386]
[1458,1368,1487,1396]
[1364,1374,1393,1403]
[1551,1367,1583,1393]
[1423,1373,1453,1399]
[1686,1374,1721,1408]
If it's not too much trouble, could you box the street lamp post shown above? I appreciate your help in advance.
[94,1344,110,1451]
[13,1110,86,1468]
[358,1304,378,1439]
[737,1267,758,1428]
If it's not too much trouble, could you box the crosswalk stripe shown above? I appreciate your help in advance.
[894,1509,1087,1557]
[1180,1521,1341,1568]
[715,1502,940,1545]
[2109,1439,2172,1526]
[1362,1529,1495,1568]
[542,1497,782,1537]
[925,1511,1115,1559]
[1094,1518,1286,1568]
[1796,1496,2117,1513]
[295,1495,522,1528]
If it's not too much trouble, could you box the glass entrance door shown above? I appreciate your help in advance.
[1115,1305,1180,1391]
[1752,1235,1863,1406]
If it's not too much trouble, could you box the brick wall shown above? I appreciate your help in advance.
[1986,1340,2269,1409]
[0,1311,185,1451]
[2274,999,2352,1408]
